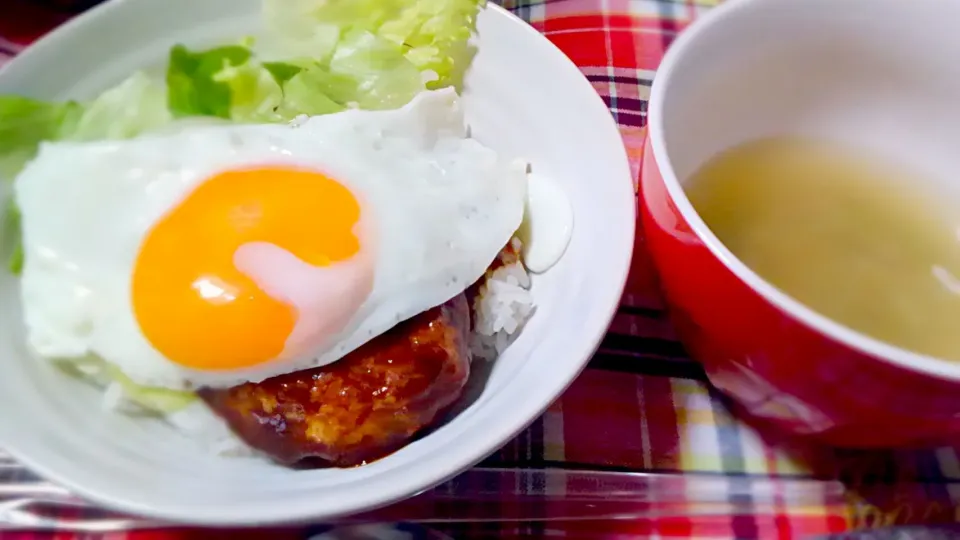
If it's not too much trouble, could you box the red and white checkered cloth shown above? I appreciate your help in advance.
[5,0,960,538]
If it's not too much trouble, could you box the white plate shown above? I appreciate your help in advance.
[0,0,635,525]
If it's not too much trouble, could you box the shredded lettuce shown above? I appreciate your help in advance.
[58,356,197,414]
[164,0,485,123]
[1,0,483,179]
[103,363,197,413]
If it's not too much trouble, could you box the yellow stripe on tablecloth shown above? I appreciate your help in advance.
[543,400,567,461]
[671,379,818,477]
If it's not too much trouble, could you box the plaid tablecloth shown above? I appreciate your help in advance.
[4,0,960,538]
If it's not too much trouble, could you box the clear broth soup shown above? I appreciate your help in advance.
[685,136,960,361]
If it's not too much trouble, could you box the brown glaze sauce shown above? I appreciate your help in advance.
[200,294,471,467]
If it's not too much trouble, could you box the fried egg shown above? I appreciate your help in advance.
[15,89,528,389]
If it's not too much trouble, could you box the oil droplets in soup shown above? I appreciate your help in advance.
[685,137,960,361]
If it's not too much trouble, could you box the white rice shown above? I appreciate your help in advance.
[167,402,256,457]
[470,238,535,360]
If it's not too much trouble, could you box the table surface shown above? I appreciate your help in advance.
[3,0,960,538]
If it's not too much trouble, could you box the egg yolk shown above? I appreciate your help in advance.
[132,167,372,372]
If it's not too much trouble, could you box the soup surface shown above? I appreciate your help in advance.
[685,136,960,361]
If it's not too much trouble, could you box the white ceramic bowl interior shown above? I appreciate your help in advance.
[0,0,634,526]
[648,0,960,381]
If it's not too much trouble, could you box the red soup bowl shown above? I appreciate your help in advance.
[641,0,960,447]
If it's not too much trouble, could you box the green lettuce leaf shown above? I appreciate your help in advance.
[276,67,349,118]
[69,72,172,141]
[5,198,22,274]
[213,59,286,122]
[0,96,83,181]
[166,44,253,118]
[379,0,483,89]
[329,29,424,110]
[170,47,346,122]
[263,61,305,85]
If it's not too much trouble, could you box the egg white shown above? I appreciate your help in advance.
[15,89,528,389]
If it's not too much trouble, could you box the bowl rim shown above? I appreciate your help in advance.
[647,0,960,383]
[0,0,636,525]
